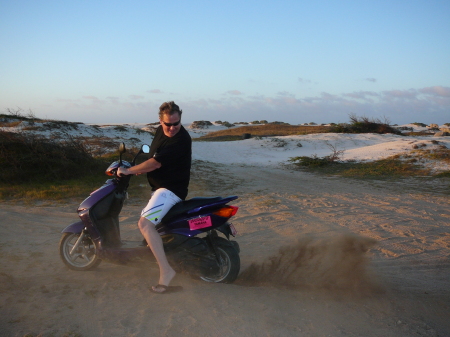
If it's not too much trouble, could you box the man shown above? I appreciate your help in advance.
[118,101,191,294]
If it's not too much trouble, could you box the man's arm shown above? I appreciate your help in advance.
[117,158,161,176]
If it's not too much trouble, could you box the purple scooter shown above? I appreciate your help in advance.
[59,143,240,283]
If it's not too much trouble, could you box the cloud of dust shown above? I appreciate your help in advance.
[238,234,380,294]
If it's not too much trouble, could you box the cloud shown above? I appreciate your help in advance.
[277,91,295,97]
[148,89,163,94]
[365,78,377,83]
[382,89,417,99]
[247,94,266,101]
[298,77,312,84]
[56,98,80,103]
[185,85,449,124]
[419,86,450,97]
[129,95,144,100]
[303,92,341,103]
[225,90,243,95]
[320,92,339,101]
[48,84,450,125]
[344,91,379,100]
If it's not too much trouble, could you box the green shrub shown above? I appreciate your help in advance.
[329,115,402,135]
[289,155,333,167]
[222,121,235,128]
[0,131,106,184]
[134,127,152,135]
[271,138,287,147]
[1,108,39,121]
[270,121,290,125]
[412,122,427,127]
[42,120,80,131]
[114,125,128,132]
[289,143,343,167]
[191,120,213,128]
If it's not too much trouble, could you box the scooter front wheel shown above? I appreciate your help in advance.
[59,233,101,271]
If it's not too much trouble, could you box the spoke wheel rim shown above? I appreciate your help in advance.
[63,233,97,268]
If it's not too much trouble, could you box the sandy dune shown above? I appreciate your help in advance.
[1,163,449,336]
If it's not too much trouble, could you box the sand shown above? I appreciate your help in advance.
[1,163,449,337]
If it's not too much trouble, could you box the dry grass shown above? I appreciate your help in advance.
[404,131,436,136]
[0,120,22,127]
[197,124,331,140]
[413,147,450,163]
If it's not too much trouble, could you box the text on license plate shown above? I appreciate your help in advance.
[188,216,212,230]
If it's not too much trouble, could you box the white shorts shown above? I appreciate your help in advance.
[141,188,182,225]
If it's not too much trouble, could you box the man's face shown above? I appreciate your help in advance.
[160,113,182,137]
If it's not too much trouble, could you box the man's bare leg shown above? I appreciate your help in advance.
[138,217,176,292]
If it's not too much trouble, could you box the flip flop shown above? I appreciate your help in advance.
[150,284,183,294]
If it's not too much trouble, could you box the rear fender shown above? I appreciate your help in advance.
[217,223,237,240]
[212,235,240,253]
[61,221,85,234]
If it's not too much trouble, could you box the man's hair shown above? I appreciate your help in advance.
[158,101,182,119]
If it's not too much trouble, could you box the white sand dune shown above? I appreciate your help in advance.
[190,125,450,175]
[4,120,449,170]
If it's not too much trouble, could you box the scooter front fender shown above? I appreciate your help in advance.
[61,221,85,234]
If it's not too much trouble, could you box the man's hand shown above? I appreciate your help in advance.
[117,167,129,177]
[116,158,161,177]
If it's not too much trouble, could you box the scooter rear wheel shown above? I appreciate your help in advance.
[59,233,101,271]
[200,242,240,283]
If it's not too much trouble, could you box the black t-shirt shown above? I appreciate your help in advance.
[147,125,192,200]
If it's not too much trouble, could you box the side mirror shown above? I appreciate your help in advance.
[131,144,150,165]
[119,143,126,154]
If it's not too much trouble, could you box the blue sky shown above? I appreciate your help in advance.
[1,0,449,125]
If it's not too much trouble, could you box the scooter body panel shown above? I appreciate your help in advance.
[187,196,238,214]
[61,221,85,234]
[78,179,116,212]
[157,213,231,235]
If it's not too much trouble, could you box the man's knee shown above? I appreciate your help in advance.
[138,217,154,231]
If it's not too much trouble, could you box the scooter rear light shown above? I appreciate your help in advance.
[213,206,239,218]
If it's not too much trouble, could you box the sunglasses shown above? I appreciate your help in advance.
[161,120,181,127]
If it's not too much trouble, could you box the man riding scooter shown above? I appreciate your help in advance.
[118,101,191,294]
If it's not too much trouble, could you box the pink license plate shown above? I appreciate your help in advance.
[188,216,212,230]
